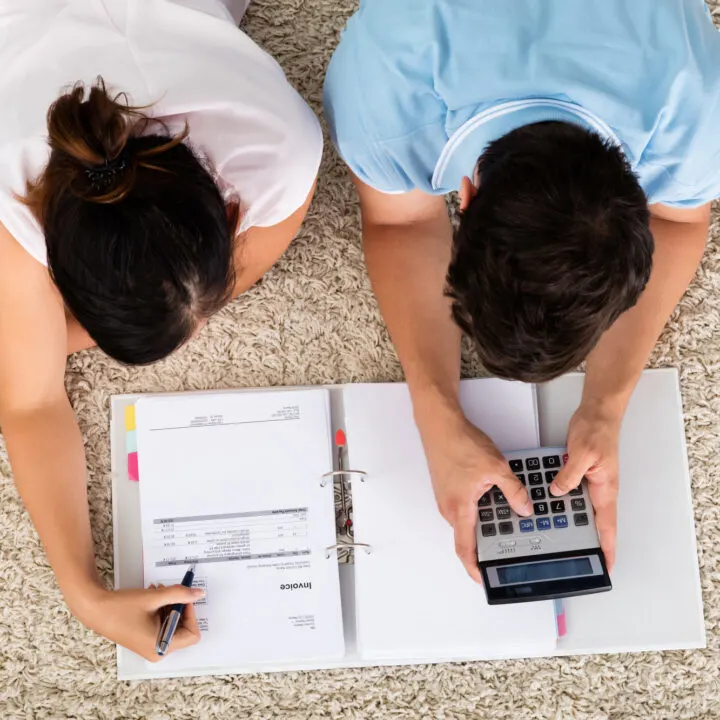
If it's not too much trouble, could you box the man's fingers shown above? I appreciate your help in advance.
[452,508,483,584]
[550,451,592,497]
[588,478,618,574]
[494,471,532,517]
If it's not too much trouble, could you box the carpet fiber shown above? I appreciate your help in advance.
[1,2,719,718]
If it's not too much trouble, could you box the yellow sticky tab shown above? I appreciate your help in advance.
[124,404,136,432]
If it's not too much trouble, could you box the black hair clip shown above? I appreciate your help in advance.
[85,152,128,192]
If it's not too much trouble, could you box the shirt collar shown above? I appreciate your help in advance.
[432,98,626,192]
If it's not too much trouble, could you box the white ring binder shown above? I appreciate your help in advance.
[325,542,372,559]
[320,469,367,487]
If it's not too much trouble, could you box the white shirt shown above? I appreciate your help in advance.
[0,0,322,265]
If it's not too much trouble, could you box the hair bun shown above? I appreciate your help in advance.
[45,78,139,203]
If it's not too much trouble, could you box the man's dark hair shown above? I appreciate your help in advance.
[446,121,653,383]
[25,79,237,365]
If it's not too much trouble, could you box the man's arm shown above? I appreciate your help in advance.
[551,203,711,568]
[353,175,532,581]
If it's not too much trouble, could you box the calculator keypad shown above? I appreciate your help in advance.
[478,451,595,553]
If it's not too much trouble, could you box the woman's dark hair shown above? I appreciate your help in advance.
[24,79,238,364]
[446,121,653,383]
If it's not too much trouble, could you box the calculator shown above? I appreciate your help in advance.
[476,447,612,605]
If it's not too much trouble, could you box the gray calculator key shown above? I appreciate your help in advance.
[550,500,565,513]
[545,470,558,483]
[530,487,546,501]
[533,502,549,515]
[528,472,543,486]
[543,455,561,469]
[574,513,589,527]
[509,459,523,473]
[571,498,586,511]
[496,506,511,520]
[569,486,583,496]
[478,493,492,506]
[479,509,494,522]
[525,457,540,470]
[493,491,508,505]
[481,523,497,537]
[498,521,513,535]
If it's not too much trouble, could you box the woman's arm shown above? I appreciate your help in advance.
[0,223,202,658]
[231,183,316,296]
[0,223,102,613]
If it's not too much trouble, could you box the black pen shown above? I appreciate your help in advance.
[155,563,196,656]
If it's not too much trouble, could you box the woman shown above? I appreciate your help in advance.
[0,0,321,659]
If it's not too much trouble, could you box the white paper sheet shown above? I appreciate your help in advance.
[344,379,557,660]
[135,389,344,671]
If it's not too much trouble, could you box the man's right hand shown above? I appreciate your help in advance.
[76,584,204,661]
[419,408,534,583]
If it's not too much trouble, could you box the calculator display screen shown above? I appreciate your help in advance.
[496,558,593,585]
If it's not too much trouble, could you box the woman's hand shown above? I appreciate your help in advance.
[78,584,204,661]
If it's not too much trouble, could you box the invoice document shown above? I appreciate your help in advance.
[135,389,344,670]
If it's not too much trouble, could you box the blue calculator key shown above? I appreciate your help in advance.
[536,517,552,531]
[519,519,534,532]
[553,515,569,529]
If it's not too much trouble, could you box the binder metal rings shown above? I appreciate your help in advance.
[325,542,372,559]
[320,469,367,487]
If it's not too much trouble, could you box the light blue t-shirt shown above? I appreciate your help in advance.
[324,0,720,208]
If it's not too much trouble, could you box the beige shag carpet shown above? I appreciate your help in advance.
[2,2,720,718]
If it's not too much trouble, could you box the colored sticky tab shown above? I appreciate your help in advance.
[126,430,137,453]
[127,452,139,482]
[554,599,567,638]
[125,404,136,432]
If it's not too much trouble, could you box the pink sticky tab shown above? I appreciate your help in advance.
[557,611,567,638]
[127,452,139,482]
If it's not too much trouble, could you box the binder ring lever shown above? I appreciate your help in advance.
[325,542,373,559]
[320,469,367,487]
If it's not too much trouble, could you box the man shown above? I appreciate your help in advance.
[324,0,719,581]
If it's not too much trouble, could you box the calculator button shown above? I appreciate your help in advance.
[481,523,497,537]
[553,515,569,529]
[496,506,511,520]
[493,491,508,505]
[519,519,534,533]
[528,472,543,486]
[545,470,558,484]
[478,493,492,507]
[543,455,561,469]
[550,500,565,513]
[533,502,549,515]
[529,537,542,545]
[498,521,514,535]
[571,498,586,511]
[509,459,523,473]
[574,513,589,527]
[499,540,516,548]
[525,457,540,470]
[536,517,552,531]
[530,487,546,501]
[569,486,584,497]
[516,474,526,485]
[479,509,494,522]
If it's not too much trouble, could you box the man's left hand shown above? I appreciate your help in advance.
[549,403,623,572]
